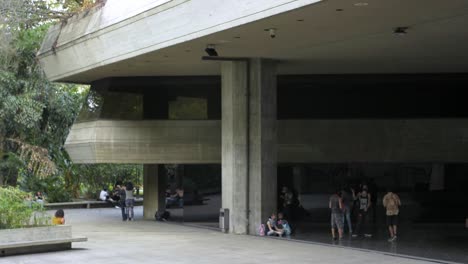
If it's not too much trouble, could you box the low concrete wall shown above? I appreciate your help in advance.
[65,119,468,164]
[0,225,72,243]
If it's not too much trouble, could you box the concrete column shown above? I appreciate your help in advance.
[221,58,277,235]
[292,166,306,194]
[430,163,445,191]
[248,58,277,235]
[143,164,166,220]
[221,61,249,234]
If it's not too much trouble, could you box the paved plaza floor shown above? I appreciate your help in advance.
[2,207,463,264]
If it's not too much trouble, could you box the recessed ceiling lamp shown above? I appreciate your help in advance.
[264,28,277,38]
[394,26,409,35]
[354,2,369,6]
[205,44,218,56]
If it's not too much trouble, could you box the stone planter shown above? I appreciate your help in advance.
[0,225,86,257]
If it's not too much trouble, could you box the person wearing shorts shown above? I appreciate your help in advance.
[329,189,344,240]
[383,189,401,242]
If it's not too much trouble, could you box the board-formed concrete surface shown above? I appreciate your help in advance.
[2,207,442,264]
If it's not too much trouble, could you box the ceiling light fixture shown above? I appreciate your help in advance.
[354,2,368,6]
[205,44,218,56]
[394,26,409,35]
[264,28,277,38]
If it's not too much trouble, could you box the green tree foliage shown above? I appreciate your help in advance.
[1,0,142,201]
[0,186,48,229]
[0,1,86,192]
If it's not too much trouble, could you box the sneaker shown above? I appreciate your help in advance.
[332,236,337,241]
[352,234,358,238]
[115,206,120,209]
[387,237,394,242]
[392,235,397,241]
[364,234,372,238]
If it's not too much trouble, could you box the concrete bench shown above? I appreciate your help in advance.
[45,198,144,209]
[0,226,87,257]
[46,201,106,209]
[0,237,87,256]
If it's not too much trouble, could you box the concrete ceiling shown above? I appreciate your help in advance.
[69,0,468,82]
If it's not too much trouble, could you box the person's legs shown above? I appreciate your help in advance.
[363,211,372,236]
[336,213,344,239]
[353,212,363,236]
[392,215,398,238]
[344,208,353,234]
[125,199,131,220]
[386,216,394,238]
[267,230,277,236]
[121,204,127,221]
[331,213,337,239]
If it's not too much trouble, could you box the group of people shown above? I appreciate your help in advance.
[100,182,136,221]
[165,187,184,208]
[263,212,292,237]
[329,184,401,242]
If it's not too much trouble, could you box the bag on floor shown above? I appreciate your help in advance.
[259,224,266,236]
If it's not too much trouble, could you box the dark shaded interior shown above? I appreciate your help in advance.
[76,74,468,122]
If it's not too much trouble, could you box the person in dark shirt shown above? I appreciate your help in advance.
[352,186,372,237]
[119,185,127,221]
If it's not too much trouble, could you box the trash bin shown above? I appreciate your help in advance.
[219,208,229,233]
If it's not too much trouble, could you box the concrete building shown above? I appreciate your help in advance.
[38,0,468,238]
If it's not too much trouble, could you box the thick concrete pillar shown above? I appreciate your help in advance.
[248,59,277,235]
[221,58,277,235]
[221,61,249,234]
[143,164,166,220]
[430,163,445,190]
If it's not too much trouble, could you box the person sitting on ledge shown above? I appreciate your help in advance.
[266,213,284,237]
[52,209,65,225]
[99,187,116,207]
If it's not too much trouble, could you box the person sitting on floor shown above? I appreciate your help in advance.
[52,209,65,225]
[277,212,292,236]
[266,213,284,237]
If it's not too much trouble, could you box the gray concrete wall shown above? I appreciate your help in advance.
[38,0,321,82]
[65,120,220,164]
[65,119,468,164]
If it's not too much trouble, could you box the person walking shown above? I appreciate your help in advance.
[352,186,372,237]
[383,188,401,242]
[329,189,344,240]
[125,182,135,221]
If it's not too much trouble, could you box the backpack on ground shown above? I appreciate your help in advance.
[259,224,266,236]
[155,210,170,221]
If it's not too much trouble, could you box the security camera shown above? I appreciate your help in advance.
[269,28,277,38]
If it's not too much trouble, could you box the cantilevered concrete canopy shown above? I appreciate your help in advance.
[38,0,468,83]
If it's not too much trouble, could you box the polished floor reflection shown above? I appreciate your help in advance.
[290,222,468,263]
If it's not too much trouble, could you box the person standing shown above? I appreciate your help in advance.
[280,186,294,220]
[119,185,127,221]
[383,188,401,242]
[341,187,353,234]
[125,182,135,221]
[329,189,344,240]
[352,186,372,237]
